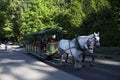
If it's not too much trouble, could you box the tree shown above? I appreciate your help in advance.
[6,0,25,42]
[0,0,9,40]
[22,0,61,34]
[0,0,119,46]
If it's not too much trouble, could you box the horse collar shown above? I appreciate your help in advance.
[75,38,84,51]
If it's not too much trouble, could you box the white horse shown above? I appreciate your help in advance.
[57,32,100,69]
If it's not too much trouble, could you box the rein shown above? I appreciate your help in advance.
[59,34,97,54]
[69,40,73,55]
[86,35,96,50]
[75,37,84,51]
[76,35,96,51]
[63,37,84,53]
[63,40,78,52]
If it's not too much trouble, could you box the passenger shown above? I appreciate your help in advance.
[4,40,8,50]
[29,40,33,46]
[52,34,56,41]
[0,41,1,48]
[40,37,46,52]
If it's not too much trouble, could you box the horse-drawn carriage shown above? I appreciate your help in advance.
[23,29,67,59]
[23,29,100,69]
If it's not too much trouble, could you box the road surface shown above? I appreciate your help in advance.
[0,45,120,80]
[0,45,82,80]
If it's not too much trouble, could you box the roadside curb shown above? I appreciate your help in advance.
[94,54,120,60]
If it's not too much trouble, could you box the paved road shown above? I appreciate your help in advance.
[0,45,82,80]
[43,53,120,80]
[0,45,120,80]
[25,50,120,80]
[48,58,120,80]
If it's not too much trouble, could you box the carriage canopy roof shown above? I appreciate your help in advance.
[29,29,67,35]
[23,29,67,41]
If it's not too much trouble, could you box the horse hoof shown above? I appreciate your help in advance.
[90,64,94,67]
[82,65,85,67]
[76,68,79,71]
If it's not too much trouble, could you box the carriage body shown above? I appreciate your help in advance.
[47,42,57,55]
[23,29,66,59]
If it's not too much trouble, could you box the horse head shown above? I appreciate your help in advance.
[83,32,100,54]
[93,32,100,47]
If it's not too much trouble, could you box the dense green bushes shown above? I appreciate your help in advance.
[0,0,119,47]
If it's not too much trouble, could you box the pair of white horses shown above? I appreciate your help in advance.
[57,32,100,69]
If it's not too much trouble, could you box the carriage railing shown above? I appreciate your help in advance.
[25,40,58,56]
[24,29,67,59]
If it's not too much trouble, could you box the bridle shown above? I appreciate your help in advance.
[87,35,96,48]
[58,34,99,54]
[76,34,97,51]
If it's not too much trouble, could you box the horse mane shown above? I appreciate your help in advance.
[78,34,94,39]
[76,34,94,49]
[87,34,94,38]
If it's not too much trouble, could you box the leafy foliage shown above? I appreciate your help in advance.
[0,0,119,46]
[21,0,61,34]
[0,0,9,40]
[3,0,25,42]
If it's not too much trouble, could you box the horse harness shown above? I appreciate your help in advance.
[59,35,96,55]
[76,35,96,51]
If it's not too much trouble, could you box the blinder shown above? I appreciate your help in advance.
[75,33,100,51]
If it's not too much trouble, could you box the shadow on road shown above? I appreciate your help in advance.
[0,47,81,80]
[0,47,120,80]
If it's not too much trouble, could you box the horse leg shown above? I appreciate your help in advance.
[73,56,82,70]
[82,54,85,67]
[90,54,94,67]
[65,53,68,63]
[60,54,64,65]
[74,59,79,70]
[72,56,75,65]
[65,53,75,64]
